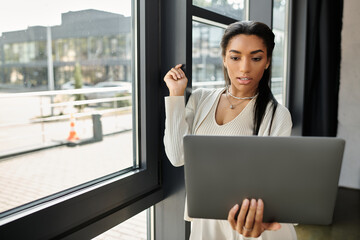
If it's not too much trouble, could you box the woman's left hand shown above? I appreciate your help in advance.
[227,199,281,238]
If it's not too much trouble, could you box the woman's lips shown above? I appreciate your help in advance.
[236,77,252,85]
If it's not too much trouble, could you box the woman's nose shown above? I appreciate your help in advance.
[239,59,251,73]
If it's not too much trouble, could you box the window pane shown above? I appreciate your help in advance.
[272,0,289,105]
[0,0,135,214]
[192,21,225,90]
[93,210,148,240]
[193,0,246,20]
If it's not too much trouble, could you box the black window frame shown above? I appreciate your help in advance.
[154,1,242,240]
[155,1,294,240]
[0,0,163,239]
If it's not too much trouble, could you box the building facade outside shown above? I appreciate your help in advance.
[0,6,285,99]
[0,9,132,92]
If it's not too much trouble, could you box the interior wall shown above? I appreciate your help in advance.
[338,0,360,189]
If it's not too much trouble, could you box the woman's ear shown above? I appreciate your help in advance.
[223,57,227,69]
[265,57,271,70]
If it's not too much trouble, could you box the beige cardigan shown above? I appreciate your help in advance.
[163,88,296,239]
[164,87,293,167]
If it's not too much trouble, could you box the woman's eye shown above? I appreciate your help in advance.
[252,57,262,62]
[230,56,239,61]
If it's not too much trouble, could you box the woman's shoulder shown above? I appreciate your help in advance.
[186,87,224,111]
[275,102,290,115]
[268,101,292,124]
[264,100,289,113]
[263,101,291,121]
[190,87,224,101]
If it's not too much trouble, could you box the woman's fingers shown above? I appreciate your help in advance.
[229,199,281,238]
[177,67,185,78]
[165,68,180,80]
[242,199,257,236]
[171,64,185,79]
[252,199,265,234]
[236,199,249,232]
[170,68,182,79]
[164,65,185,81]
[164,70,177,81]
[227,204,239,230]
[262,222,282,231]
[163,64,188,96]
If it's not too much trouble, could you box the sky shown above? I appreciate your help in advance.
[0,0,131,35]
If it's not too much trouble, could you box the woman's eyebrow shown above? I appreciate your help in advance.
[228,49,264,54]
[229,49,241,54]
[250,49,264,54]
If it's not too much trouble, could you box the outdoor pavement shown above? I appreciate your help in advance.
[0,91,148,239]
[0,132,147,239]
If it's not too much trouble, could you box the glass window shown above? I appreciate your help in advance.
[94,209,148,240]
[272,0,289,105]
[0,0,136,214]
[193,0,246,20]
[192,21,225,89]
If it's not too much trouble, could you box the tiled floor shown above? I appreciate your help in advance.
[0,132,133,212]
[0,132,147,239]
[1,130,359,239]
[295,187,360,240]
[94,210,147,240]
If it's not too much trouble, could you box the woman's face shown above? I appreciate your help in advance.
[223,34,270,95]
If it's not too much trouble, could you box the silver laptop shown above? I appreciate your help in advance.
[183,135,345,225]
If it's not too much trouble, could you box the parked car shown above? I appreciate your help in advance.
[86,81,132,99]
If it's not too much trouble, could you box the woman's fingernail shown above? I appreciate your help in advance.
[233,204,239,210]
[251,199,256,207]
[243,199,249,206]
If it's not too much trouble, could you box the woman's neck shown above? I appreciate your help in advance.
[228,86,258,98]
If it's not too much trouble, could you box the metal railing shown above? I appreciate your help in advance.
[0,87,132,158]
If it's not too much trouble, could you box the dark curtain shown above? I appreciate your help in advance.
[303,0,343,136]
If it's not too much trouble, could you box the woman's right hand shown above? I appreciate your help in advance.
[228,199,281,238]
[164,64,188,96]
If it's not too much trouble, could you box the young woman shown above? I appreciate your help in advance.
[163,21,296,240]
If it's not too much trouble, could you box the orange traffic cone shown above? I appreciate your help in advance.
[67,114,79,141]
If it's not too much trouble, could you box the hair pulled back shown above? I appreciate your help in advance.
[220,21,277,135]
